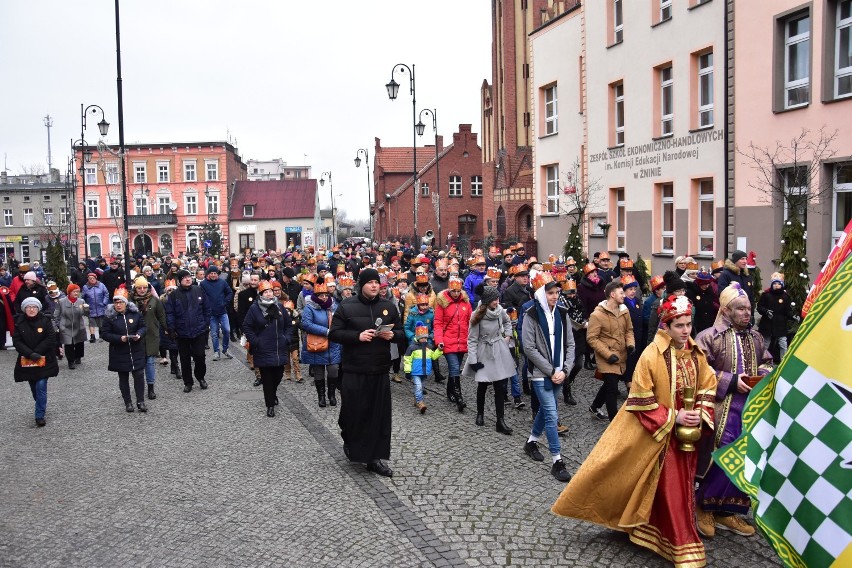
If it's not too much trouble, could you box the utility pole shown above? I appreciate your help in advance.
[43,115,53,172]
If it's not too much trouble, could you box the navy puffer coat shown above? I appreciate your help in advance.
[242,300,292,368]
[100,303,147,372]
[164,284,211,339]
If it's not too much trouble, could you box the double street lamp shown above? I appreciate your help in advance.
[353,148,372,241]
[385,63,419,244]
[74,104,109,262]
[416,108,440,248]
[319,171,335,247]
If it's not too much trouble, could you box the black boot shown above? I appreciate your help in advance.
[453,376,466,412]
[433,366,445,384]
[327,380,337,406]
[495,392,512,435]
[564,379,577,406]
[147,384,157,400]
[446,377,457,403]
[170,353,181,377]
[315,379,327,407]
[583,354,594,370]
[495,417,513,435]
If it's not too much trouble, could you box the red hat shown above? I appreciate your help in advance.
[67,283,80,295]
[658,294,693,324]
[746,251,757,269]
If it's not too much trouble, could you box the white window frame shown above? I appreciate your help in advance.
[544,85,558,135]
[661,66,673,136]
[134,162,147,184]
[698,179,715,255]
[108,195,121,218]
[698,52,714,127]
[449,175,462,197]
[184,160,197,182]
[615,188,626,251]
[87,197,99,219]
[206,192,219,215]
[60,207,69,225]
[784,13,810,109]
[3,209,13,227]
[205,160,219,181]
[782,166,809,230]
[157,161,170,183]
[243,204,254,217]
[660,0,672,22]
[158,196,171,215]
[471,176,483,197]
[135,195,149,215]
[660,184,674,253]
[614,0,623,43]
[88,235,102,258]
[836,0,852,98]
[546,165,560,214]
[185,193,198,215]
[23,208,33,227]
[43,207,54,225]
[420,182,430,197]
[833,163,852,240]
[614,83,625,146]
[110,235,122,254]
[84,165,97,185]
[105,162,119,185]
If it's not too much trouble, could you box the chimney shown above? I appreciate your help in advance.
[0,171,7,184]
[50,168,60,183]
[436,135,444,153]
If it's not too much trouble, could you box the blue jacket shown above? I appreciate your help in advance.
[403,342,442,376]
[463,270,485,307]
[164,284,211,339]
[242,301,292,368]
[82,281,110,318]
[404,308,435,343]
[300,297,342,365]
[199,277,234,317]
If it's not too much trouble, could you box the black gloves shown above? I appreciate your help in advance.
[627,345,635,355]
[607,354,619,364]
[470,362,485,371]
[30,353,43,359]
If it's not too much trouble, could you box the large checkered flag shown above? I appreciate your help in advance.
[713,255,852,568]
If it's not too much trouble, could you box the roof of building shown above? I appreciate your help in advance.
[375,147,434,173]
[230,179,316,220]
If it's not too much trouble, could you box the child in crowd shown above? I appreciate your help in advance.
[403,322,443,414]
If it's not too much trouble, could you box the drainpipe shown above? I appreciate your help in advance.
[723,0,732,259]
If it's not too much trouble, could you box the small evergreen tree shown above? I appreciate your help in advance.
[562,223,585,263]
[201,222,223,257]
[778,214,809,311]
[45,240,70,289]
[635,254,651,295]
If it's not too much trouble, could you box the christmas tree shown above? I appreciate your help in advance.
[635,254,651,295]
[45,240,70,290]
[778,213,809,314]
[562,223,585,264]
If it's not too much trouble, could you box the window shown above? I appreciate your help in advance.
[613,0,623,43]
[243,204,254,217]
[785,13,810,108]
[84,165,97,185]
[449,175,462,197]
[660,66,673,136]
[205,160,219,181]
[88,236,101,258]
[43,208,53,225]
[87,198,99,219]
[458,214,477,236]
[134,163,147,183]
[135,196,149,215]
[185,194,197,215]
[660,183,674,253]
[3,209,12,226]
[834,163,852,238]
[544,85,558,135]
[471,176,483,196]
[157,161,170,183]
[2,196,8,202]
[239,234,255,249]
[158,196,171,215]
[109,196,121,218]
[660,0,672,22]
[615,188,626,250]
[206,193,219,214]
[420,182,430,197]
[23,208,33,227]
[782,166,809,229]
[546,165,560,214]
[106,163,119,185]
[23,196,30,202]
[698,179,715,254]
[613,82,625,146]
[836,0,852,98]
[43,195,51,202]
[60,207,69,225]
[698,52,714,127]
[184,161,197,182]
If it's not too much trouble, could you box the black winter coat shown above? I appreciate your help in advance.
[501,281,533,313]
[100,303,147,372]
[329,293,403,375]
[242,301,292,368]
[164,284,211,339]
[757,288,792,337]
[12,313,59,382]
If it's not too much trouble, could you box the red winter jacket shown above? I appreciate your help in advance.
[433,289,472,354]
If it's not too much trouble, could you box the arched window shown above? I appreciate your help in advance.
[110,234,122,254]
[496,206,506,237]
[160,234,172,254]
[186,231,198,254]
[458,214,477,236]
[87,235,102,258]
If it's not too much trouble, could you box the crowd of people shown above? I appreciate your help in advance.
[0,240,792,567]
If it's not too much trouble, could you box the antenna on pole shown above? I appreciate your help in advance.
[43,114,54,172]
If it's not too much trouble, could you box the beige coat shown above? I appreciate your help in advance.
[587,300,635,374]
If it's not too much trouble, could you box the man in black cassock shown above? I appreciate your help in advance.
[330,268,403,477]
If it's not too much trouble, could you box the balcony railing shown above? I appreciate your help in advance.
[127,213,178,228]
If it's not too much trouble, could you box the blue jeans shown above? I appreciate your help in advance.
[412,375,426,403]
[531,380,562,457]
[28,378,48,419]
[444,352,463,377]
[510,373,522,398]
[145,355,157,385]
[210,313,230,353]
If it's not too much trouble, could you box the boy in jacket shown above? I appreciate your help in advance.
[403,323,443,414]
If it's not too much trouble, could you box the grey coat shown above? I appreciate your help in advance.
[521,300,575,379]
[462,305,517,382]
[52,296,89,345]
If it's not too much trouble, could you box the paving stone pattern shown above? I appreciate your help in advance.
[0,338,782,567]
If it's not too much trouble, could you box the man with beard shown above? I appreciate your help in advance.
[694,283,773,538]
[238,271,262,386]
[164,269,212,393]
[330,268,403,478]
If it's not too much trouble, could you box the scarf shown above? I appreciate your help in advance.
[533,286,564,390]
[68,296,78,304]
[258,296,280,320]
[311,293,333,310]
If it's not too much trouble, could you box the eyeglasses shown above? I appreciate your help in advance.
[417,304,429,308]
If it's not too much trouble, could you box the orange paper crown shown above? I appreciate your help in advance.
[486,267,502,280]
[531,271,554,291]
[448,277,463,291]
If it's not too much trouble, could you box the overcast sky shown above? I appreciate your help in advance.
[0,0,492,221]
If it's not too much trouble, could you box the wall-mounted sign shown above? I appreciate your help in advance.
[284,226,302,232]
[236,225,257,232]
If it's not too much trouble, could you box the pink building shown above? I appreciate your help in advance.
[75,141,246,258]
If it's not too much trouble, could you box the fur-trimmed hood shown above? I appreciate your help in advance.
[436,288,469,308]
[105,301,139,319]
[723,259,749,276]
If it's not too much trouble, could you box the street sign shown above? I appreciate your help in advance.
[203,240,213,248]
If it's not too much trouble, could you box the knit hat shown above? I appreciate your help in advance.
[175,269,191,282]
[206,265,220,275]
[414,321,429,341]
[731,250,747,264]
[663,270,686,295]
[770,272,785,287]
[66,283,80,295]
[480,286,500,305]
[23,271,37,282]
[133,276,149,288]
[695,268,714,282]
[281,267,296,278]
[21,297,42,311]
[358,268,380,287]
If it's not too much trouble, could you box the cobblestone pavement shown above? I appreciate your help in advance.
[0,335,782,567]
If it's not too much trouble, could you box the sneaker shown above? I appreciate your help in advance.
[514,396,526,410]
[551,459,572,482]
[523,441,544,462]
[589,405,608,421]
[696,508,716,538]
[222,351,233,359]
[391,374,402,383]
[416,401,427,414]
[715,515,755,537]
[212,352,221,361]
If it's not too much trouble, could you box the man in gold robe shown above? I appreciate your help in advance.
[552,295,717,568]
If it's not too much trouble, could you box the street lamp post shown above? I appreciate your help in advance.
[354,148,372,241]
[319,171,335,247]
[113,0,132,285]
[385,63,418,245]
[417,108,440,249]
[74,104,109,261]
